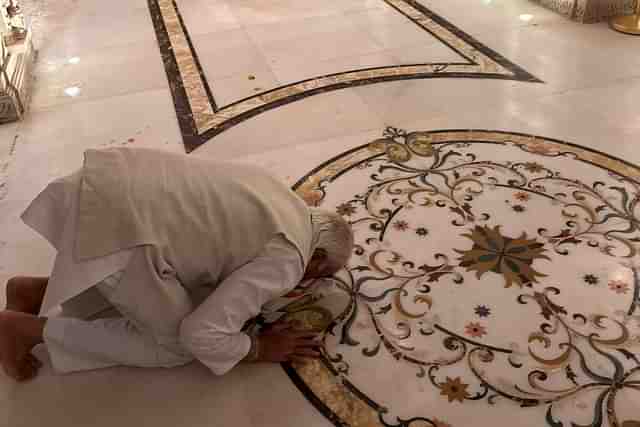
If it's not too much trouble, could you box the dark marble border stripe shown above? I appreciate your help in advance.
[147,0,201,151]
[281,362,348,427]
[293,129,640,191]
[195,71,540,148]
[171,0,218,112]
[147,0,543,152]
[392,0,539,82]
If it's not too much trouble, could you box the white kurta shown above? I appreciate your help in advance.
[20,149,321,375]
[43,236,305,374]
[22,148,315,316]
[21,171,133,317]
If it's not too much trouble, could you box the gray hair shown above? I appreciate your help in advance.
[310,208,354,274]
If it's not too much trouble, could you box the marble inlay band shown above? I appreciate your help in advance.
[155,0,215,133]
[147,0,542,152]
[285,129,640,427]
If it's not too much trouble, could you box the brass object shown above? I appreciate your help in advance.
[611,1,640,35]
[283,307,335,333]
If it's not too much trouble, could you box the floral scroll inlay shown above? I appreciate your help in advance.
[287,129,640,427]
[456,225,550,288]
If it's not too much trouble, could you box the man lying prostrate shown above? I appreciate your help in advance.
[0,147,354,381]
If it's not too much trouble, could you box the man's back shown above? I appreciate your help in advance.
[75,147,314,288]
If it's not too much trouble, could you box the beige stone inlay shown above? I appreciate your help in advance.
[385,0,509,74]
[291,130,640,427]
[158,0,215,133]
[200,59,502,130]
[196,0,513,133]
[157,0,527,137]
[294,360,380,427]
[453,130,640,180]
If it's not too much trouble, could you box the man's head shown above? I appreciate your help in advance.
[303,209,354,279]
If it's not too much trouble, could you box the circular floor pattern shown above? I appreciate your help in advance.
[286,129,640,427]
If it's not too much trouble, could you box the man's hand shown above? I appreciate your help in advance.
[256,322,322,363]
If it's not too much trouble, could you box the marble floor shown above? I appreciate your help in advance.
[1,0,640,426]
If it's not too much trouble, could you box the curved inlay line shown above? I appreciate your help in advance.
[285,129,640,427]
[147,0,542,152]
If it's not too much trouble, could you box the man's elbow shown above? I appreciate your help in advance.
[178,317,204,359]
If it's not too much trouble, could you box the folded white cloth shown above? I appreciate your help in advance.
[21,170,132,317]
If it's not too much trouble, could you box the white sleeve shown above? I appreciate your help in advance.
[178,236,304,375]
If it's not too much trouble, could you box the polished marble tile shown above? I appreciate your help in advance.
[352,78,473,125]
[38,7,157,57]
[75,93,182,148]
[386,40,466,65]
[469,22,640,93]
[0,234,53,287]
[425,0,564,33]
[30,40,167,110]
[258,28,385,72]
[0,366,16,422]
[8,362,253,427]
[360,76,640,164]
[244,12,358,46]
[229,0,384,26]
[346,6,438,50]
[349,72,558,130]
[0,199,39,309]
[20,0,132,49]
[400,102,636,163]
[162,0,544,145]
[152,0,548,149]
[350,70,640,168]
[232,127,383,182]
[35,0,149,26]
[0,199,55,291]
[236,0,470,105]
[191,29,270,81]
[209,66,281,107]
[243,364,332,427]
[0,123,19,161]
[269,51,398,88]
[502,99,640,164]
[193,88,385,159]
[175,0,241,36]
[533,75,640,134]
[23,88,180,147]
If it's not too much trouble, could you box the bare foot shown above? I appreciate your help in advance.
[5,277,48,315]
[0,310,45,382]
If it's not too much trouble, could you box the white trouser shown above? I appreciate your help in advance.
[42,246,195,373]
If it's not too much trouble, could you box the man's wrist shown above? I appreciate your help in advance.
[243,333,261,362]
